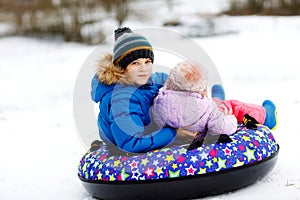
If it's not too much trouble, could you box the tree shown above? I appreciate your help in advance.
[0,0,138,44]
[227,0,300,15]
[1,0,54,33]
[100,0,133,26]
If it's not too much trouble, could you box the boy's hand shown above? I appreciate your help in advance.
[176,128,197,138]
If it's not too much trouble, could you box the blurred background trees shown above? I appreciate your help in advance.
[227,0,300,15]
[0,0,299,44]
[0,0,135,44]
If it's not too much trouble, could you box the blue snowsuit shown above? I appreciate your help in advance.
[91,72,176,153]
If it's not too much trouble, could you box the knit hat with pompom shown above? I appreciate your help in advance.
[112,27,154,69]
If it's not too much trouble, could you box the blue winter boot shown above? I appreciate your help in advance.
[262,100,278,130]
[211,84,225,101]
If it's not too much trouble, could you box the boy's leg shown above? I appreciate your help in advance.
[262,100,278,130]
[212,84,225,101]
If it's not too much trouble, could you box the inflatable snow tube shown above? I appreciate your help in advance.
[78,125,279,200]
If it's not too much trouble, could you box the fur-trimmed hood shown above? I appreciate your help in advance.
[96,53,125,85]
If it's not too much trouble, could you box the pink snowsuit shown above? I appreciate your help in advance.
[213,98,266,124]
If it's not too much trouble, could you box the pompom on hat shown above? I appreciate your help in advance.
[112,27,154,69]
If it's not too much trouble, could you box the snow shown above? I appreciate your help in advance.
[1,15,300,200]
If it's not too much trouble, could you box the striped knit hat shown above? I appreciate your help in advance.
[112,27,154,69]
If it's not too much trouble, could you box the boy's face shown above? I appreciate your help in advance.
[125,58,153,85]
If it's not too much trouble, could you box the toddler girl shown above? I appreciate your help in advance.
[151,61,278,148]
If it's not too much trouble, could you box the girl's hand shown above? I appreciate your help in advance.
[223,107,233,115]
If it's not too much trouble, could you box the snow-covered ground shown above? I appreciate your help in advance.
[1,15,300,199]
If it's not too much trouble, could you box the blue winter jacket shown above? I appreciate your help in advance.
[91,72,176,153]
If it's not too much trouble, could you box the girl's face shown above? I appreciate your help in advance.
[125,58,153,85]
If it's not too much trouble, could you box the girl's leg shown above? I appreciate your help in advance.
[211,84,278,130]
[219,100,266,124]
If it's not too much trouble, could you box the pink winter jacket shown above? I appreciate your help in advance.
[152,87,237,135]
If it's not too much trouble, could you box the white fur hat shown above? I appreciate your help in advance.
[166,61,207,94]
